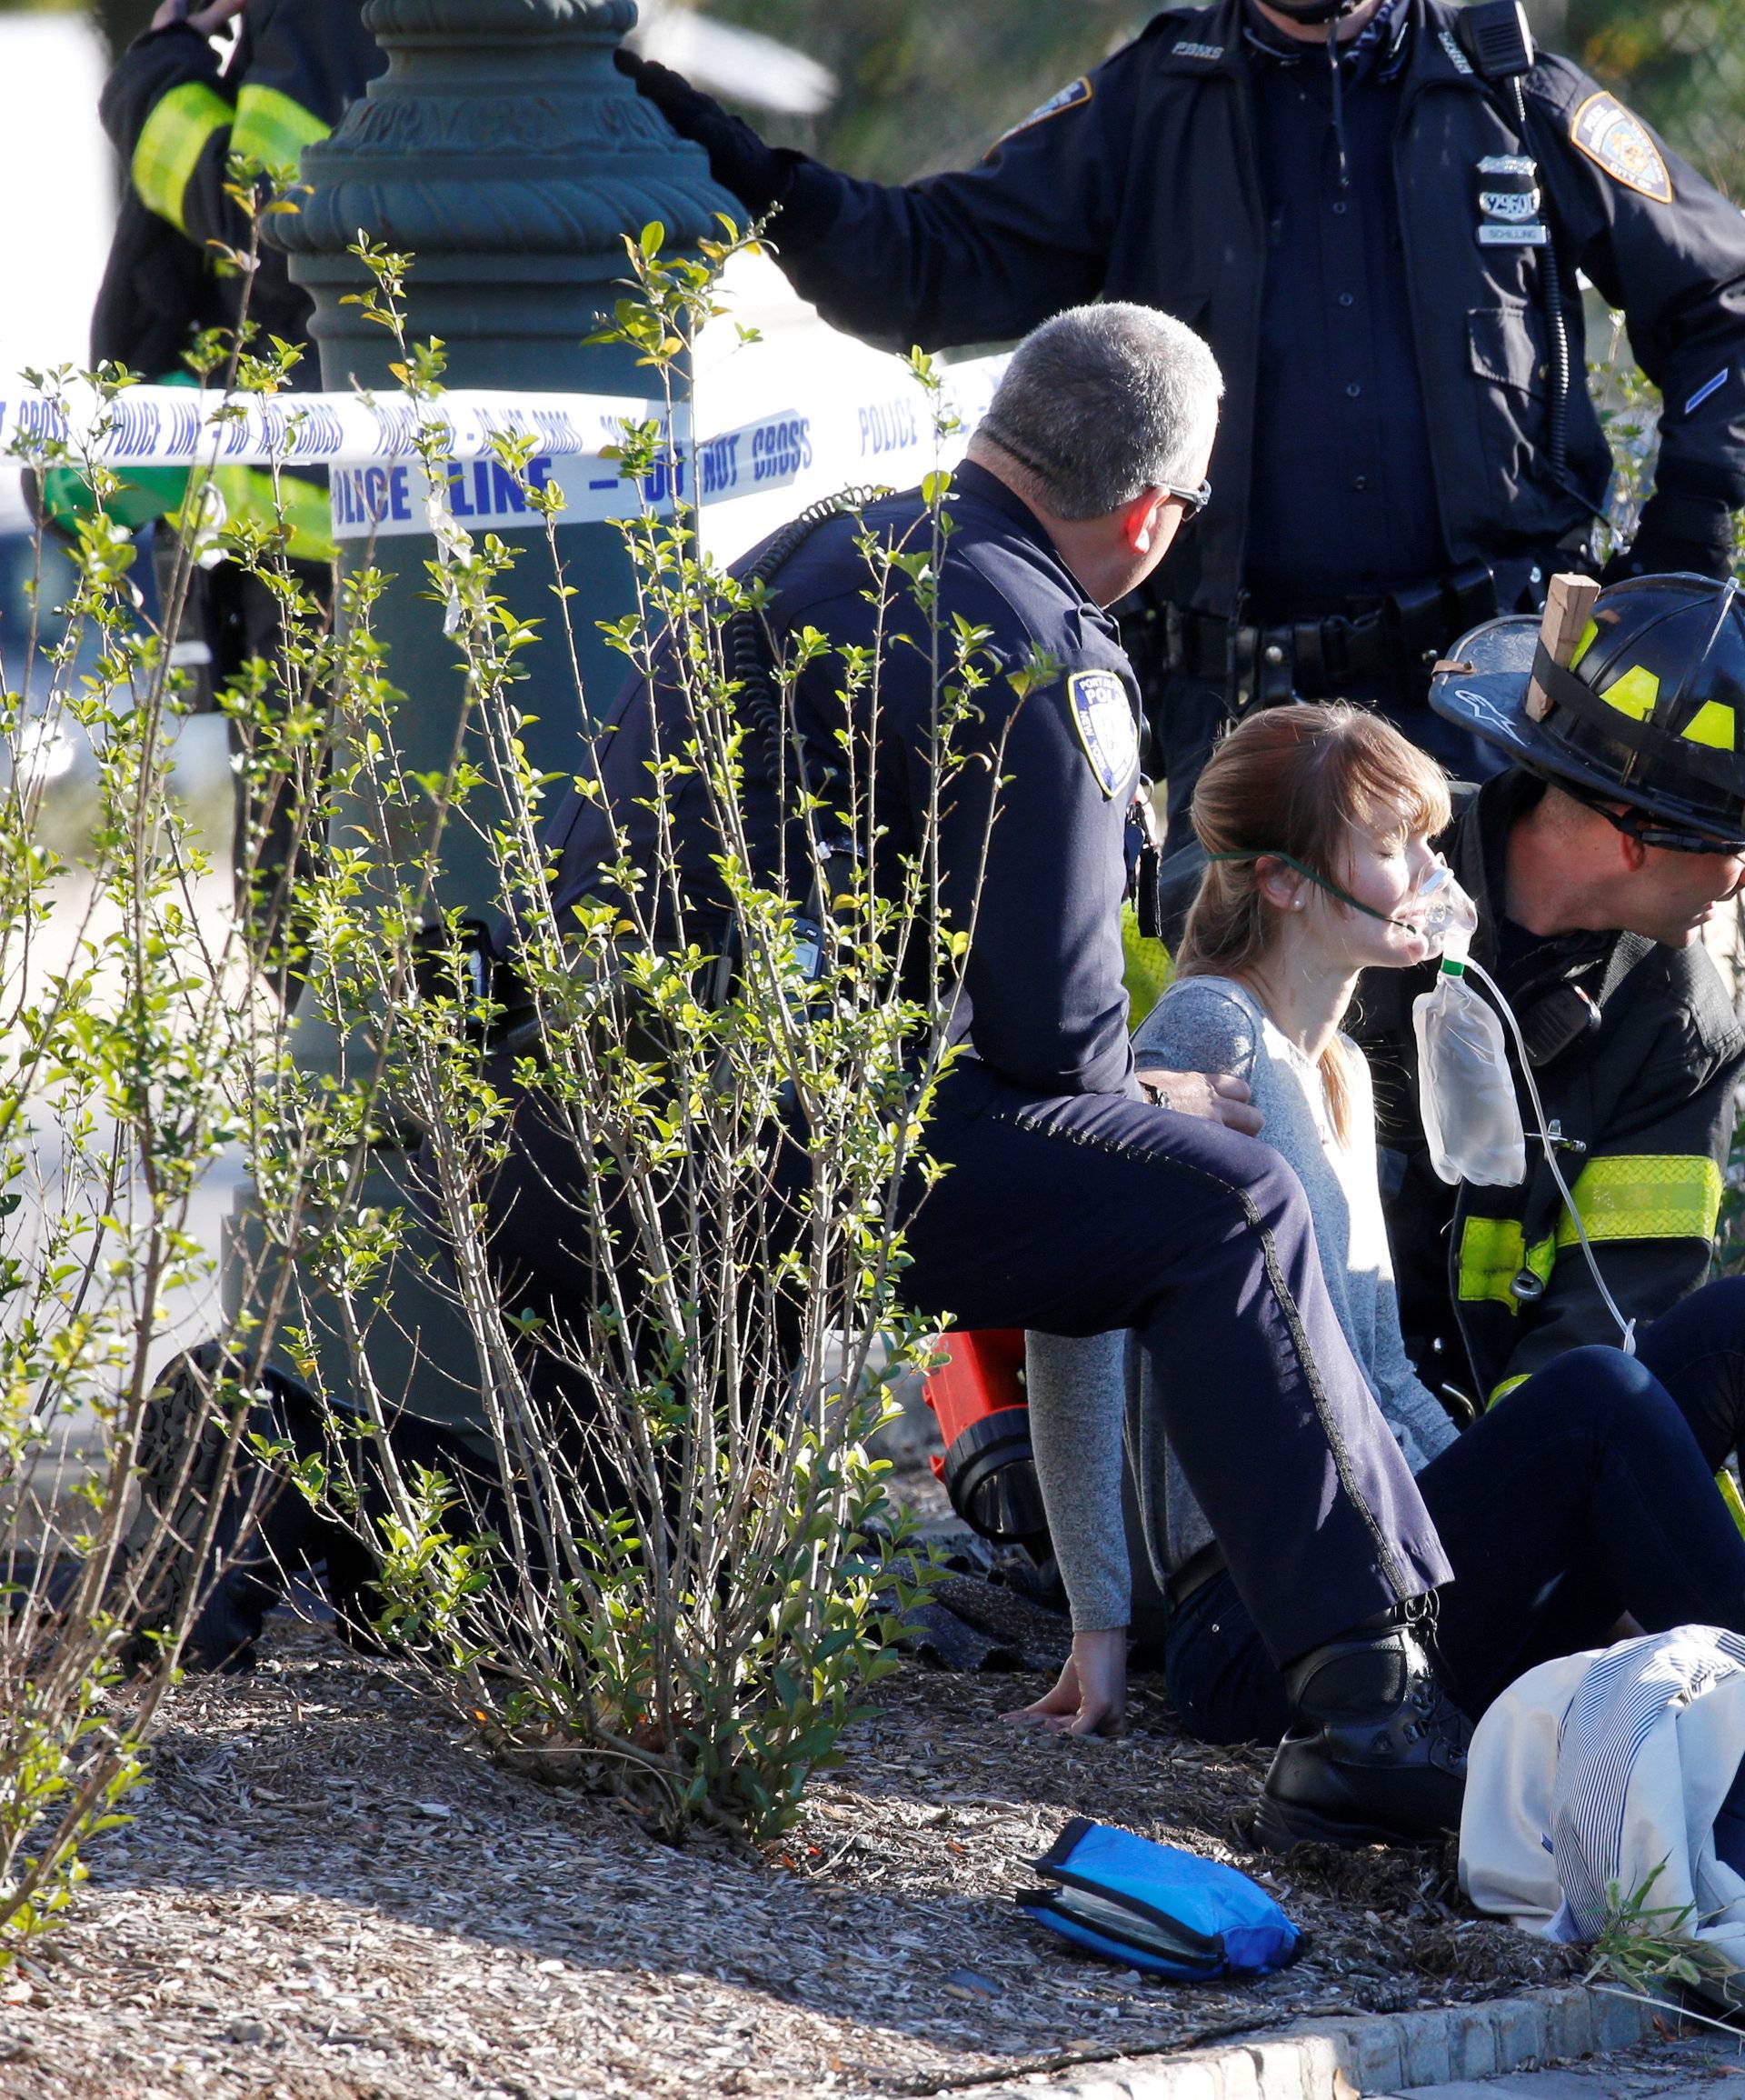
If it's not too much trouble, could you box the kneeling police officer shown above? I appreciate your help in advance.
[486,304,1469,1850]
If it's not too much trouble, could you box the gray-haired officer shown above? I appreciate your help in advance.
[618,0,1745,845]
[494,304,1469,1851]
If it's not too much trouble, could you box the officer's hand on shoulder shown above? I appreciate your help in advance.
[613,48,789,215]
[1136,1068,1262,1135]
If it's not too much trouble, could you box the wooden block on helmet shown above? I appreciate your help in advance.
[1526,573,1600,720]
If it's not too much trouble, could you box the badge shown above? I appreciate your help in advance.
[989,76,1092,152]
[1476,155,1549,247]
[1570,92,1673,204]
[1478,156,1541,220]
[1067,670,1139,798]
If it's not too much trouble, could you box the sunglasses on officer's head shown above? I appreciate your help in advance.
[1162,479,1212,524]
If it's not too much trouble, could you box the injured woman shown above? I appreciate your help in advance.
[1014,701,1745,1752]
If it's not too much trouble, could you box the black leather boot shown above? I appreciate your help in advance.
[121,1345,319,1673]
[1251,1600,1471,1852]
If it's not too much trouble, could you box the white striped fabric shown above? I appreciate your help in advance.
[1461,1626,1745,2008]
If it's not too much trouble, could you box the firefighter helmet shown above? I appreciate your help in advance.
[1431,574,1745,851]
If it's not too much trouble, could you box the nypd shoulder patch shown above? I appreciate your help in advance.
[1570,91,1672,205]
[1067,669,1139,799]
[988,75,1093,154]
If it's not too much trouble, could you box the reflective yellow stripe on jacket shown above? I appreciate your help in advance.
[231,84,330,174]
[1458,1216,1553,1311]
[211,465,334,564]
[133,81,234,232]
[1554,1154,1723,1250]
[1459,1155,1722,1314]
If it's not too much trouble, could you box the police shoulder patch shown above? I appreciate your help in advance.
[1067,669,1139,798]
[1570,91,1672,204]
[988,76,1093,154]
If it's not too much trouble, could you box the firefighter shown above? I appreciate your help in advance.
[616,0,1745,844]
[1350,575,1745,1416]
[90,0,383,991]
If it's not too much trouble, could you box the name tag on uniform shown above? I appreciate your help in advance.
[1067,670,1139,798]
[1479,223,1550,246]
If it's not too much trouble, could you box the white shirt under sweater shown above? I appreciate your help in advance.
[1026,973,1458,1633]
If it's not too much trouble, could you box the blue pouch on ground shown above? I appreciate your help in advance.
[1017,1817,1301,1980]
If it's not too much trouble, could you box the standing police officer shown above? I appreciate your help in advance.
[492,305,1468,1851]
[618,0,1745,844]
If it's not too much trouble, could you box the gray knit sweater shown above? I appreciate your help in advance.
[1027,974,1458,1632]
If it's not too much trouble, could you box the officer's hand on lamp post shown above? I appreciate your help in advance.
[1137,1068,1261,1135]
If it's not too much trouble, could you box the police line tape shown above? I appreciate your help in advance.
[0,356,1008,544]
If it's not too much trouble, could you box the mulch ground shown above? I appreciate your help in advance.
[0,1601,1575,2100]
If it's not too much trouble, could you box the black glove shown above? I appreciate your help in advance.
[614,48,793,217]
[1601,489,1739,585]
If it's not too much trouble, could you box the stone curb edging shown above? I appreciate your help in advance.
[978,1983,1676,2100]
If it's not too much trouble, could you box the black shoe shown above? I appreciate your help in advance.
[1252,1601,1471,1852]
[121,1344,306,1673]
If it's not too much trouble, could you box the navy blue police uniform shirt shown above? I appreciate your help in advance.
[1242,0,1448,615]
[763,0,1745,619]
[541,460,1141,1100]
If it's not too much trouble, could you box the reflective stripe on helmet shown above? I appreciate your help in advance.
[133,81,234,232]
[232,84,330,173]
[1535,644,1744,797]
[1684,701,1737,751]
[1601,663,1660,722]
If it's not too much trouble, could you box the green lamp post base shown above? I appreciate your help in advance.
[224,0,735,1434]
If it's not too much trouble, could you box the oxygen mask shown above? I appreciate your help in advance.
[1394,863,1478,959]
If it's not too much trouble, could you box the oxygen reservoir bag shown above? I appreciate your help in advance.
[1410,871,1528,1188]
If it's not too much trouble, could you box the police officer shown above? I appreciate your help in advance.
[616,0,1745,845]
[90,0,383,991]
[1350,575,1745,1413]
[486,303,1469,1851]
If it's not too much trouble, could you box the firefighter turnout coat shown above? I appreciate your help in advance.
[1350,771,1745,1411]
[92,0,382,557]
